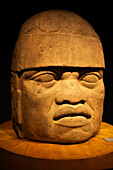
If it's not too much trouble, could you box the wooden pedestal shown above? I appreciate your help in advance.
[0,121,113,170]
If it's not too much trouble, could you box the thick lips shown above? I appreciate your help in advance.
[54,104,92,128]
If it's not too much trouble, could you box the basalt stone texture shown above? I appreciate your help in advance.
[11,10,105,143]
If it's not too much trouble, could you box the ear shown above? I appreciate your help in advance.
[11,72,24,138]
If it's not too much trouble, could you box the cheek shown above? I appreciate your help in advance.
[21,80,57,138]
[86,82,105,118]
[21,80,56,118]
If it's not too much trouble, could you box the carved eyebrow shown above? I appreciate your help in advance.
[12,66,104,78]
[79,70,103,78]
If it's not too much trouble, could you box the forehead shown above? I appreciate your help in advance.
[11,33,105,72]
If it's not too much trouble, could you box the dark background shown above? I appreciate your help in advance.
[0,1,113,125]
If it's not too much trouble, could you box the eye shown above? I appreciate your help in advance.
[35,74,55,82]
[80,73,100,83]
[29,72,56,83]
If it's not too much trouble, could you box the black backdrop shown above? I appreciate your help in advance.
[0,1,113,125]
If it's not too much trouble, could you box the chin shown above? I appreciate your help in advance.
[51,128,99,144]
[36,131,98,144]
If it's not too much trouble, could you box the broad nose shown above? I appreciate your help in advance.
[55,80,86,105]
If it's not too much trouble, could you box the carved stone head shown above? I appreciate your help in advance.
[11,10,105,143]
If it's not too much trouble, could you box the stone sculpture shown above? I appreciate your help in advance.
[11,10,105,143]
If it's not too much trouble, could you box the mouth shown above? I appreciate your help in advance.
[53,105,91,128]
[54,112,91,121]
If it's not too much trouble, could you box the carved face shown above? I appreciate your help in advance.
[18,67,104,143]
[11,10,105,143]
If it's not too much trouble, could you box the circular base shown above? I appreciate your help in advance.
[0,121,113,170]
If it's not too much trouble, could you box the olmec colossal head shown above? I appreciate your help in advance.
[11,10,105,143]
